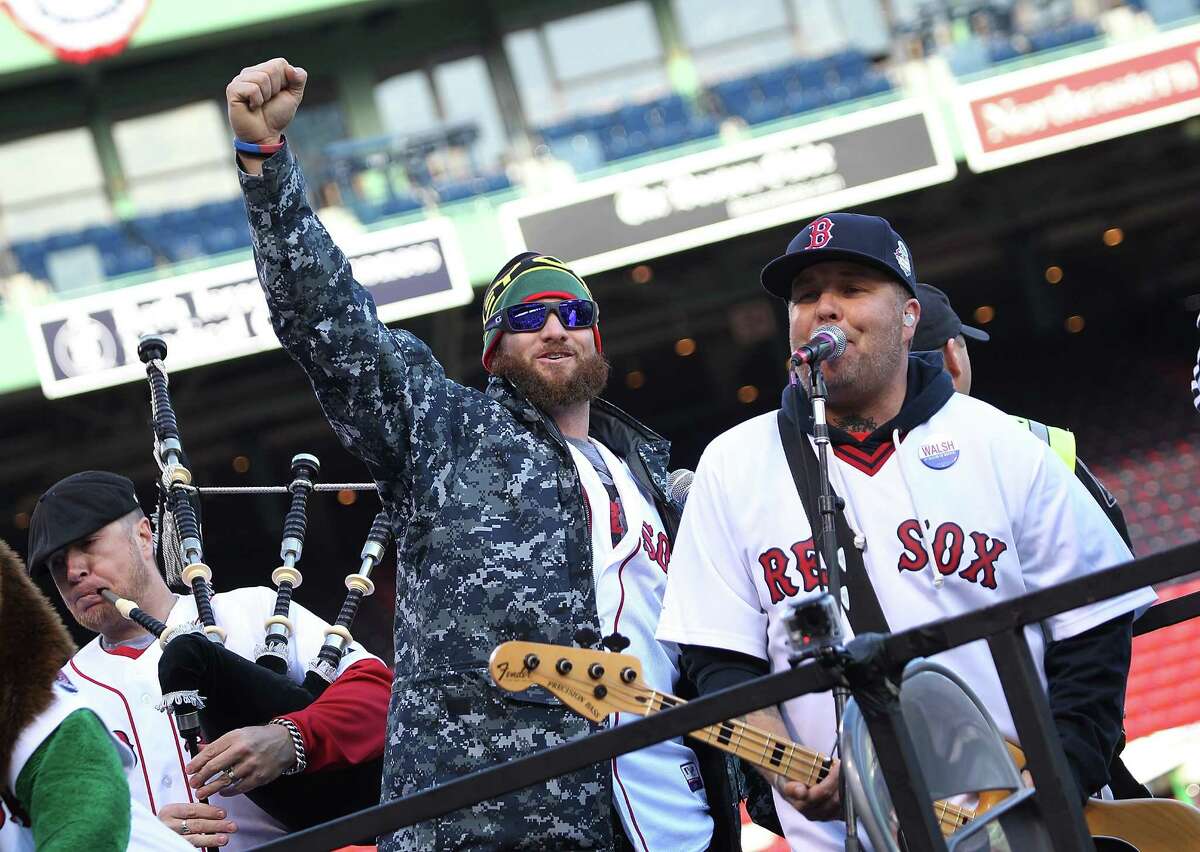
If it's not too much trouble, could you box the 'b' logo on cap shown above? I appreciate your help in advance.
[806,217,834,250]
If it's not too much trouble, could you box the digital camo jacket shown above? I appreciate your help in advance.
[239,146,742,851]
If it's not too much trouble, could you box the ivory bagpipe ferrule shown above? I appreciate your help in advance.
[302,510,391,695]
[256,453,320,674]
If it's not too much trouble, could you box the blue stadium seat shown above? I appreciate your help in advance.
[712,78,755,118]
[600,123,630,161]
[851,71,892,98]
[1028,21,1098,53]
[43,232,83,252]
[434,171,511,203]
[354,193,423,223]
[646,94,688,127]
[538,118,582,143]
[11,240,48,280]
[742,94,786,125]
[682,115,719,142]
[986,37,1023,64]
[106,244,155,277]
[617,103,651,134]
[784,87,829,116]
[826,50,869,79]
[796,61,828,90]
[162,233,206,261]
[1144,0,1200,24]
[160,208,200,235]
[201,226,250,256]
[79,225,120,249]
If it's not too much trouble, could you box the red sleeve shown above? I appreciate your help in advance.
[281,658,391,773]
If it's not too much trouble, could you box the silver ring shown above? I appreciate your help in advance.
[221,768,240,789]
[179,820,190,835]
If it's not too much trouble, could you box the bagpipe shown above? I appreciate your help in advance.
[101,336,390,832]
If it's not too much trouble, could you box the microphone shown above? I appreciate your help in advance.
[668,469,694,506]
[790,324,847,368]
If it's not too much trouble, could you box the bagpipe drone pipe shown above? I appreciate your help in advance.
[122,336,390,831]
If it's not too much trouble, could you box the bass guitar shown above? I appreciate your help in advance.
[489,641,1200,852]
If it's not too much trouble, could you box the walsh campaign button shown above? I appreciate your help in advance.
[919,435,959,470]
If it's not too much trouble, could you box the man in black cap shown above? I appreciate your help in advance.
[27,471,390,850]
[910,282,990,395]
[657,212,1154,850]
[912,281,1133,549]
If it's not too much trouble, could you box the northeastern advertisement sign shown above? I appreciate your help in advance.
[956,23,1200,172]
[499,99,956,275]
[26,217,471,399]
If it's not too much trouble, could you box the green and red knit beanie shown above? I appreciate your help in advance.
[481,252,601,372]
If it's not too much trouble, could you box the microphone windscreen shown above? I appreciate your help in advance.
[811,324,848,359]
[668,469,694,506]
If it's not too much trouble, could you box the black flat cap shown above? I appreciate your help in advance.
[27,471,141,576]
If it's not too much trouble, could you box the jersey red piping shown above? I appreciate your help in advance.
[68,658,158,813]
[612,749,651,852]
[165,712,197,803]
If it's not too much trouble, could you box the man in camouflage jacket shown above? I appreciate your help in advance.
[227,59,749,850]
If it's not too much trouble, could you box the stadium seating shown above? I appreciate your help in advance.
[434,171,512,205]
[535,49,891,167]
[354,192,424,224]
[2,9,1141,290]
[9,197,254,285]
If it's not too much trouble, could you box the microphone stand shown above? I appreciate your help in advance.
[807,360,860,852]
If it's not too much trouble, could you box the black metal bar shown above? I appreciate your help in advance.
[886,539,1200,664]
[1133,589,1200,636]
[248,539,1200,851]
[249,658,843,851]
[987,628,1095,852]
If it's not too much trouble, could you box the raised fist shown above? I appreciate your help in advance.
[226,58,307,145]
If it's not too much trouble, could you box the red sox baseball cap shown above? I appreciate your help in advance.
[761,212,917,300]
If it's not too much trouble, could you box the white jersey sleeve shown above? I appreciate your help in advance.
[657,439,770,660]
[1009,429,1156,641]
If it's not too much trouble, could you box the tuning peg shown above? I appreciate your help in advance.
[574,628,600,647]
[601,632,630,652]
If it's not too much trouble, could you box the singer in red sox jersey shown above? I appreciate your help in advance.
[657,212,1156,852]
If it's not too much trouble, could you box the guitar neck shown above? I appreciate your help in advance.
[643,689,971,836]
[646,691,831,784]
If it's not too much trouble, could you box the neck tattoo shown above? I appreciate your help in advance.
[833,414,879,434]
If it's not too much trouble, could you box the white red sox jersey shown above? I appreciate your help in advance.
[569,438,713,852]
[1,682,192,852]
[61,587,377,852]
[657,392,1155,852]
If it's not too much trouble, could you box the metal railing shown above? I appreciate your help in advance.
[251,538,1200,852]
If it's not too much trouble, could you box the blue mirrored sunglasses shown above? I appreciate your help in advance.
[485,299,597,334]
